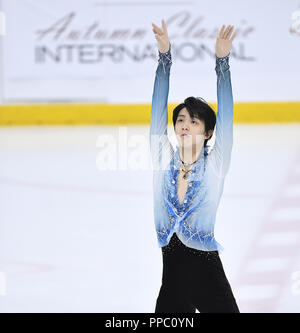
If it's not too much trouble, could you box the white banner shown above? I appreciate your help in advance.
[1,0,300,102]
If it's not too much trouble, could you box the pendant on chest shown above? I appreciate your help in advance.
[182,170,192,180]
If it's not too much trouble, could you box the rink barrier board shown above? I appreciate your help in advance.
[0,101,299,125]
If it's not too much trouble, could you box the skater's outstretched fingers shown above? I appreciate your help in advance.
[152,22,163,35]
[151,18,170,54]
[162,19,168,35]
[215,24,236,58]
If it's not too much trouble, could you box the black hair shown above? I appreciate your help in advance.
[172,96,216,148]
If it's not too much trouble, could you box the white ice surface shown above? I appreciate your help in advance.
[0,124,300,313]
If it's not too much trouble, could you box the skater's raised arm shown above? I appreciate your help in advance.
[210,24,237,177]
[149,19,174,170]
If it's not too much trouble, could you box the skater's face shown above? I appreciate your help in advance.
[175,108,211,149]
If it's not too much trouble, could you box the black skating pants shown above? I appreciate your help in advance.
[155,232,240,313]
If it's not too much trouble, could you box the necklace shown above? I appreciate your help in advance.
[180,158,197,180]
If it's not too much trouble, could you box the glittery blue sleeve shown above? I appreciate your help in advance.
[210,53,234,177]
[149,43,174,170]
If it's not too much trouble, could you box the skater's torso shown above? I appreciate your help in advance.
[177,169,188,206]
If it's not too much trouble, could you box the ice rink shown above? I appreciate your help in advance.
[1,123,300,313]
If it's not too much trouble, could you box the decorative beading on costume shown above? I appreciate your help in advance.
[158,43,172,74]
[215,53,230,80]
[162,232,219,259]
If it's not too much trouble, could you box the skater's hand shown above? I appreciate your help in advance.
[152,19,170,54]
[215,24,237,58]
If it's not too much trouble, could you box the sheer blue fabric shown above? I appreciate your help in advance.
[149,43,233,253]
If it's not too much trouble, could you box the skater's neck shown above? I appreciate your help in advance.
[179,144,203,165]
